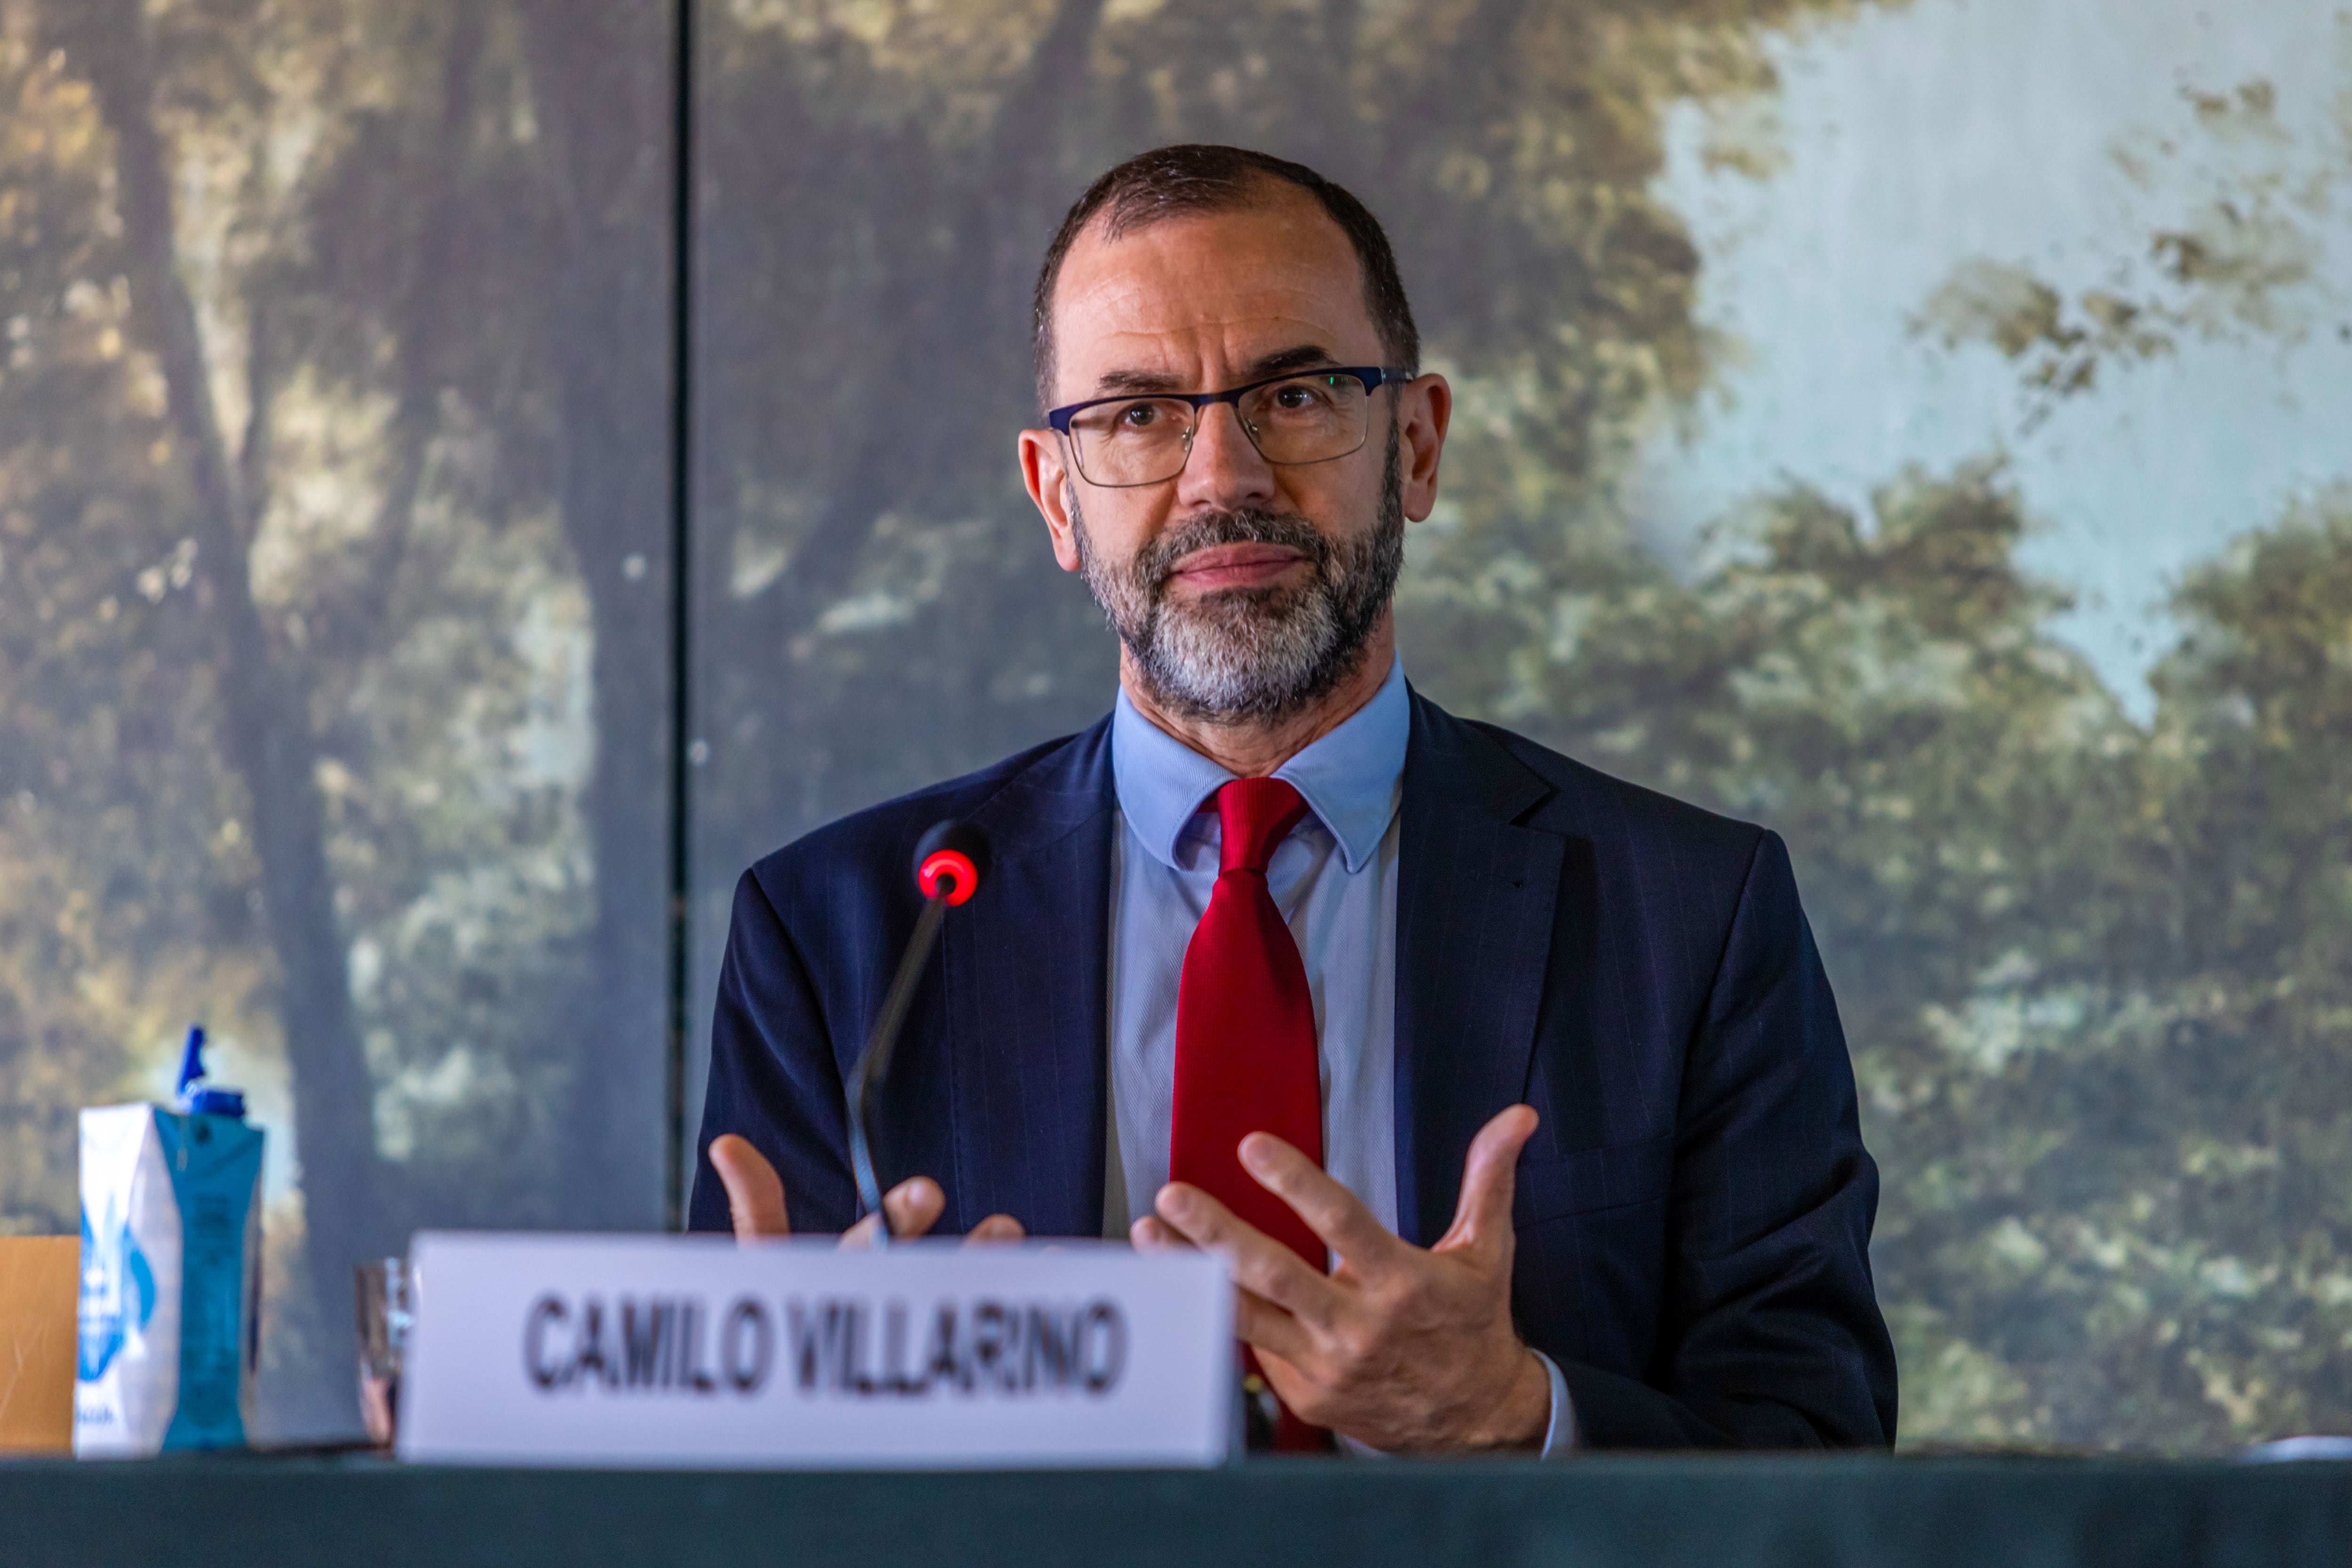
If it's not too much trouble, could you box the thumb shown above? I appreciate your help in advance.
[1433,1104,1538,1260]
[709,1133,791,1241]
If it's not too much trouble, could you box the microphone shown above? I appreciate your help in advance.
[845,819,991,1244]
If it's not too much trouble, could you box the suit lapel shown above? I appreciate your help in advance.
[1393,693,1563,1247]
[940,719,1117,1237]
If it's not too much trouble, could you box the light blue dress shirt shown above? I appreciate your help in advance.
[1103,655,1573,1456]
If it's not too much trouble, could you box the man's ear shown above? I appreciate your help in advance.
[1397,373,1452,524]
[1018,426,1084,573]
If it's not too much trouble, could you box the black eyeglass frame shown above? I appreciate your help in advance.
[1045,365,1407,489]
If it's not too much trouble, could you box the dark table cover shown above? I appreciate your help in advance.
[5,1452,2348,1567]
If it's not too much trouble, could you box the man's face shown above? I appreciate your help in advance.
[1018,189,1450,723]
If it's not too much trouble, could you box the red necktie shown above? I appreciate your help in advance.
[1169,777,1328,1450]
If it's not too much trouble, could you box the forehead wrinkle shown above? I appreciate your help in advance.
[1086,341,1344,399]
[1080,317,1344,397]
[1061,273,1338,341]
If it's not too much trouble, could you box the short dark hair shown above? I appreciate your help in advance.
[1031,144,1421,412]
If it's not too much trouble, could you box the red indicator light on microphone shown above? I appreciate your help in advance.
[910,819,988,905]
[917,849,979,905]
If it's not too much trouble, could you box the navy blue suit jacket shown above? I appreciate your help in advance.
[689,691,1899,1449]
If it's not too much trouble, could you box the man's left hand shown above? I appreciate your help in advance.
[1132,1104,1552,1453]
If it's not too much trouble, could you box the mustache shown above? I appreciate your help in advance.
[1134,509,1333,591]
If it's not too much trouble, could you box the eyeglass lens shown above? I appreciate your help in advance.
[1067,372,1374,487]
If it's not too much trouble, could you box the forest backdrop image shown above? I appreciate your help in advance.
[0,0,673,1433]
[0,0,2345,1447]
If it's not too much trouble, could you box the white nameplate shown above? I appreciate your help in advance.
[397,1232,1234,1469]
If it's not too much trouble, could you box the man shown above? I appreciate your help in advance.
[690,144,1897,1454]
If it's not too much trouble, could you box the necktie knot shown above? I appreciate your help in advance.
[1214,777,1310,874]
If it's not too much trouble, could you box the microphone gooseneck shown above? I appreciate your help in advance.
[845,820,991,1244]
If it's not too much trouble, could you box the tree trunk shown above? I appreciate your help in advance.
[328,6,488,663]
[733,0,1110,646]
[54,0,390,1380]
[514,0,676,1227]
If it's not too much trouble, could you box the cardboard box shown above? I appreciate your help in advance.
[0,1236,77,1452]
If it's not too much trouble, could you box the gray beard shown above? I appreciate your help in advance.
[1073,420,1405,726]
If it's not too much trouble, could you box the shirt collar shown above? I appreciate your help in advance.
[1111,654,1408,876]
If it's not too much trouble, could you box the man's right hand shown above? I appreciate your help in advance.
[707,1133,1025,1247]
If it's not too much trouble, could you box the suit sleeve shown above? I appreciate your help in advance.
[1558,830,1899,1449]
[686,867,861,1235]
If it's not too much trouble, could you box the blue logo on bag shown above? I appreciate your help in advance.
[77,1199,157,1382]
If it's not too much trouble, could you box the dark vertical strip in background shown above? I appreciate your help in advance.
[663,0,695,1230]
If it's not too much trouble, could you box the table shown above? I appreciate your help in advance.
[5,1452,2347,1566]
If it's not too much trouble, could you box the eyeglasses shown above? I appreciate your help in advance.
[1046,366,1404,489]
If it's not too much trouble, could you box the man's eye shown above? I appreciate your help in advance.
[1120,404,1159,427]
[1274,383,1327,410]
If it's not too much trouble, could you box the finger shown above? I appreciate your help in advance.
[1434,1104,1540,1259]
[1130,1215,1192,1251]
[963,1213,1026,1245]
[1154,1182,1342,1323]
[837,1175,946,1249]
[1231,1287,1315,1365]
[1238,1133,1407,1275]
[884,1175,946,1236]
[708,1134,790,1241]
[1248,1346,1322,1422]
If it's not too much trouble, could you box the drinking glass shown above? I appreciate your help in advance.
[353,1257,413,1449]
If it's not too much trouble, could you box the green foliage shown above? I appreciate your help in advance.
[1914,71,2347,434]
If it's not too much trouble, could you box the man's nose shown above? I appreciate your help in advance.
[1175,402,1278,512]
